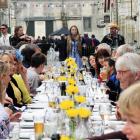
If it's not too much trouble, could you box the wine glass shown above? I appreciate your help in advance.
[99,103,112,126]
[91,80,97,93]
[100,82,108,94]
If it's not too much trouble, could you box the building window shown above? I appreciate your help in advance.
[83,17,91,32]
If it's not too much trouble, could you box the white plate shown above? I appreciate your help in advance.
[20,131,34,139]
[20,122,34,128]
[21,113,33,121]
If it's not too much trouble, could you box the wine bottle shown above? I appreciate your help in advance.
[61,82,66,96]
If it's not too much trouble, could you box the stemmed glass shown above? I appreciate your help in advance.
[100,82,108,94]
[91,80,97,93]
[99,103,112,127]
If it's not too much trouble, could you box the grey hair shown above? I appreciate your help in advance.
[116,44,134,57]
[96,43,111,55]
[115,52,140,72]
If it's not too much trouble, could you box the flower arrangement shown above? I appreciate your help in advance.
[60,135,70,140]
[65,57,77,77]
[58,76,67,81]
[66,108,78,118]
[67,78,76,85]
[78,108,91,118]
[59,100,74,110]
[65,85,79,95]
[74,95,86,104]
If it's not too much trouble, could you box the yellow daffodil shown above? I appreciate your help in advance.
[59,100,74,110]
[66,108,78,118]
[78,108,91,118]
[58,76,67,81]
[73,63,77,69]
[65,85,79,95]
[65,57,75,64]
[60,135,70,140]
[74,96,86,103]
[67,78,76,85]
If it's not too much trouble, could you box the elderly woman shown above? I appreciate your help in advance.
[96,43,111,56]
[118,82,140,140]
[114,44,134,59]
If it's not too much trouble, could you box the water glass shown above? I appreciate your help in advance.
[44,121,57,138]
[91,121,104,136]
[9,123,20,140]
[99,103,112,125]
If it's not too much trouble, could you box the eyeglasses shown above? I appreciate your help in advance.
[117,70,130,75]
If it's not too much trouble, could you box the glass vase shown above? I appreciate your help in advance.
[69,118,77,140]
[75,118,90,140]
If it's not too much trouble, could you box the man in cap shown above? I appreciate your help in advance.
[101,23,125,49]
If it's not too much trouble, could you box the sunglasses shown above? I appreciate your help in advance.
[0,28,6,30]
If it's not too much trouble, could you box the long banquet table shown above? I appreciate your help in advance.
[9,63,125,140]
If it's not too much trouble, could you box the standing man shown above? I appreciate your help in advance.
[0,24,11,46]
[101,23,125,49]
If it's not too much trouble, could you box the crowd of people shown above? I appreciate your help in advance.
[0,22,140,140]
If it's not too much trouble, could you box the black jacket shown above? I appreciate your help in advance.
[101,34,125,48]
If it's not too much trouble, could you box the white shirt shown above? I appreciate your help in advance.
[0,34,11,46]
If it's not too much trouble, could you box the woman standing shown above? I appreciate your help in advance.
[67,25,83,69]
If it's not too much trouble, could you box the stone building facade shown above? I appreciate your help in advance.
[0,0,140,45]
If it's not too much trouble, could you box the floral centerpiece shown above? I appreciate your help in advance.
[58,76,67,82]
[59,100,74,110]
[60,135,70,140]
[65,85,79,96]
[74,96,86,104]
[66,108,78,140]
[65,57,77,78]
[75,108,92,139]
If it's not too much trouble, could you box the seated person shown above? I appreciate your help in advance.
[89,80,140,140]
[101,58,121,101]
[21,44,41,68]
[27,52,46,94]
[89,54,97,78]
[117,82,140,140]
[114,44,134,59]
[0,60,21,139]
[1,52,31,107]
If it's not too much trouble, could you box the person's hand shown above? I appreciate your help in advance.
[19,34,27,39]
[5,107,22,122]
[10,112,22,122]
[115,104,122,120]
[4,96,13,105]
